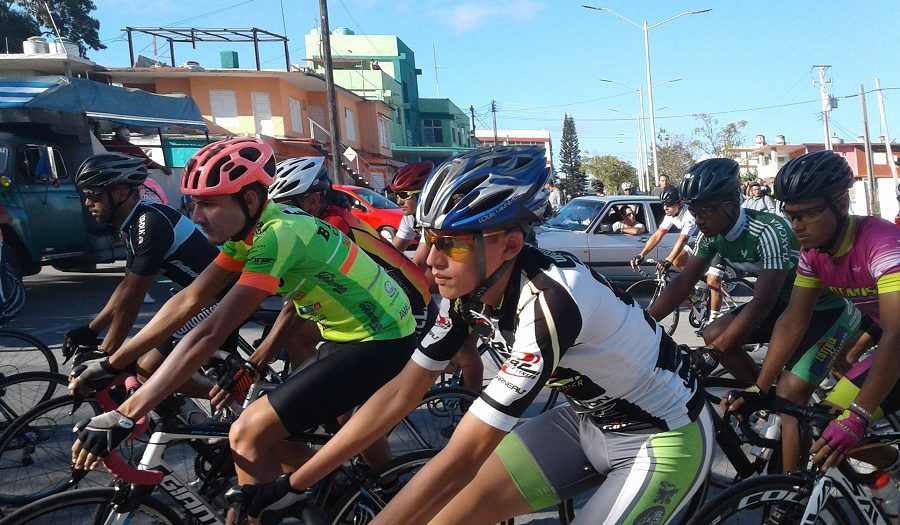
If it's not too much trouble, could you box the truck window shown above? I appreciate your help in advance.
[650,202,666,229]
[18,145,67,183]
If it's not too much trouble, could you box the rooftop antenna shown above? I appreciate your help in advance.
[432,44,447,98]
[43,2,63,39]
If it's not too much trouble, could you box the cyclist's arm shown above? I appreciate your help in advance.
[372,413,507,524]
[116,282,271,421]
[392,236,412,251]
[754,284,820,392]
[96,271,155,352]
[248,300,305,368]
[851,289,900,415]
[87,278,127,334]
[637,228,666,258]
[648,254,710,319]
[287,360,441,490]
[707,269,787,353]
[663,233,690,264]
[107,263,237,370]
[411,239,429,270]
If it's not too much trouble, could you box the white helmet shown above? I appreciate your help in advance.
[268,157,330,202]
[621,181,633,191]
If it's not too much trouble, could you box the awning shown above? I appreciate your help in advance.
[0,76,207,130]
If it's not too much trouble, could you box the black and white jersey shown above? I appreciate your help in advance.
[121,202,218,287]
[412,246,704,432]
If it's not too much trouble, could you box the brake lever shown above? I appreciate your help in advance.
[70,392,84,415]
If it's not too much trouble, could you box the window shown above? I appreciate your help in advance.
[378,116,390,148]
[251,92,273,136]
[424,119,443,143]
[289,97,304,135]
[18,145,67,182]
[209,89,238,128]
[344,107,357,141]
[0,146,7,177]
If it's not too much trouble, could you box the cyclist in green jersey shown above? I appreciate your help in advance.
[71,139,417,491]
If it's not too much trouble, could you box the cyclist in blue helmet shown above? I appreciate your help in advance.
[236,146,712,525]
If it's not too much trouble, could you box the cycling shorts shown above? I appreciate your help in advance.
[494,404,713,523]
[728,299,860,386]
[825,355,900,420]
[267,333,417,435]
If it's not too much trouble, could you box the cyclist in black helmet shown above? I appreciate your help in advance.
[647,159,858,475]
[66,153,224,398]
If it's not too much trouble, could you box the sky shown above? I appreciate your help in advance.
[86,0,900,167]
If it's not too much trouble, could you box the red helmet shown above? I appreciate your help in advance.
[181,138,276,196]
[390,161,433,192]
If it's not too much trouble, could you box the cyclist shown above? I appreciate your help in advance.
[735,150,898,473]
[391,160,433,259]
[236,146,712,525]
[646,158,857,388]
[64,153,223,397]
[71,138,417,491]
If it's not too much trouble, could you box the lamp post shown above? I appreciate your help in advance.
[584,5,711,186]
[600,78,680,191]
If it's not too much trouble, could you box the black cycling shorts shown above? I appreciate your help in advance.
[267,334,418,436]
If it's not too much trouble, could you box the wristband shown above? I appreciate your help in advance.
[849,401,872,421]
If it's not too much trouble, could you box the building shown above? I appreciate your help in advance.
[733,134,899,220]
[107,56,397,189]
[473,129,553,169]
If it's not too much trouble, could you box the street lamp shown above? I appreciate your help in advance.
[584,5,711,185]
[600,78,681,191]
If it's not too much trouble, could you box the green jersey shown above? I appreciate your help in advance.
[215,202,415,342]
[695,208,845,310]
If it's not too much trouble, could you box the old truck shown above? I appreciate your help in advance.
[0,76,207,275]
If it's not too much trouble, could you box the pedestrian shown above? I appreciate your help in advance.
[547,179,562,212]
[742,180,777,213]
[650,175,676,197]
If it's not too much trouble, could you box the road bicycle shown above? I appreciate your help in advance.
[0,330,57,377]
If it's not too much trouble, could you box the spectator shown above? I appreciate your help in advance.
[591,178,605,195]
[650,175,676,197]
[742,180,777,213]
[546,179,562,212]
[612,204,646,235]
[620,181,635,195]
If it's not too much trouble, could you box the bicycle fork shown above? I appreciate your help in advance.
[801,471,891,525]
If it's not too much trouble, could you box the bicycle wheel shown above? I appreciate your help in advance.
[387,387,478,457]
[718,278,754,316]
[0,371,68,429]
[1,486,186,525]
[0,394,105,505]
[625,279,678,335]
[686,474,853,525]
[328,449,436,525]
[0,330,57,376]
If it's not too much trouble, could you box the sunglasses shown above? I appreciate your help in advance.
[783,203,829,225]
[423,229,506,261]
[688,200,733,219]
[396,190,420,201]
[81,189,106,203]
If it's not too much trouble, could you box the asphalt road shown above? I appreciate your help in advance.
[7,265,713,524]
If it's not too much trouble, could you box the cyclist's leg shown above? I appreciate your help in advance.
[702,299,781,383]
[229,334,417,484]
[838,315,881,374]
[706,255,726,320]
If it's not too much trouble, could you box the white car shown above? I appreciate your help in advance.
[536,195,677,285]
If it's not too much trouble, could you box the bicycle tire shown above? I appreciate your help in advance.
[686,474,853,525]
[328,449,437,525]
[0,371,68,429]
[0,393,104,505]
[387,387,478,457]
[0,330,57,377]
[1,486,187,525]
[718,278,754,316]
[625,279,678,335]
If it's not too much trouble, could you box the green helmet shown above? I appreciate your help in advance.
[679,158,740,204]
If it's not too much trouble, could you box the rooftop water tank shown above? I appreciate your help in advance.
[755,134,766,146]
[832,136,844,144]
[23,36,50,55]
[51,37,78,56]
[333,27,355,35]
[181,60,205,71]
[775,135,786,145]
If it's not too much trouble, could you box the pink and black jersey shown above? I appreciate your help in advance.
[795,216,900,326]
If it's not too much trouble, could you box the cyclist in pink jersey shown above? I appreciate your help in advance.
[733,150,900,473]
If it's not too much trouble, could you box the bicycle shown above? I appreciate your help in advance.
[687,393,900,525]
[0,330,57,377]
[0,370,68,429]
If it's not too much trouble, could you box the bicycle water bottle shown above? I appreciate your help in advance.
[748,412,781,462]
[869,471,900,519]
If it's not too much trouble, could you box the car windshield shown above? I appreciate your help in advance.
[546,200,604,231]
[354,187,400,209]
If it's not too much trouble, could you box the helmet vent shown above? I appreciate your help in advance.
[240,147,262,162]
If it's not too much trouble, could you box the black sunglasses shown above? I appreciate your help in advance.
[81,189,106,203]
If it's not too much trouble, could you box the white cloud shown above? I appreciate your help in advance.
[444,1,545,33]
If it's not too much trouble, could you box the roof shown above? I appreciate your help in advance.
[572,195,660,203]
[474,129,550,140]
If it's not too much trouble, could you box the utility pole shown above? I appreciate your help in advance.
[860,83,879,216]
[469,105,476,133]
[432,44,447,98]
[875,77,899,190]
[318,0,344,184]
[814,65,834,150]
[491,100,498,146]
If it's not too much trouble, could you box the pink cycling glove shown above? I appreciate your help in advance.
[821,409,867,455]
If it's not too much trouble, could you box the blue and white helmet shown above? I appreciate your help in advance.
[417,146,550,231]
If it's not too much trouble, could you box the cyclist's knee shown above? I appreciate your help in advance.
[230,401,285,450]
[701,315,731,345]
[776,371,815,404]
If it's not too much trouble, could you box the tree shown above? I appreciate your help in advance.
[9,0,105,57]
[582,154,637,194]
[0,4,39,53]
[651,129,696,183]
[692,113,748,159]
[558,114,586,197]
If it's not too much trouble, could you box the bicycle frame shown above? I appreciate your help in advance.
[803,467,890,525]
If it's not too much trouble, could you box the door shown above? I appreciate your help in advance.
[647,202,677,262]
[251,92,274,136]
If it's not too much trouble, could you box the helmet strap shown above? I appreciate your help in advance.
[465,231,517,313]
[232,189,266,241]
[821,201,849,255]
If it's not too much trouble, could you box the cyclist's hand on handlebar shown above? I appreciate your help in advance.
[720,384,762,419]
[239,474,306,519]
[210,356,259,412]
[69,357,121,393]
[812,409,867,471]
[656,259,673,274]
[72,410,135,470]
[689,345,721,377]
[630,254,644,270]
[62,325,98,363]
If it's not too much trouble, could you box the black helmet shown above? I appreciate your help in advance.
[76,153,147,189]
[660,187,681,205]
[680,158,740,204]
[774,150,853,203]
